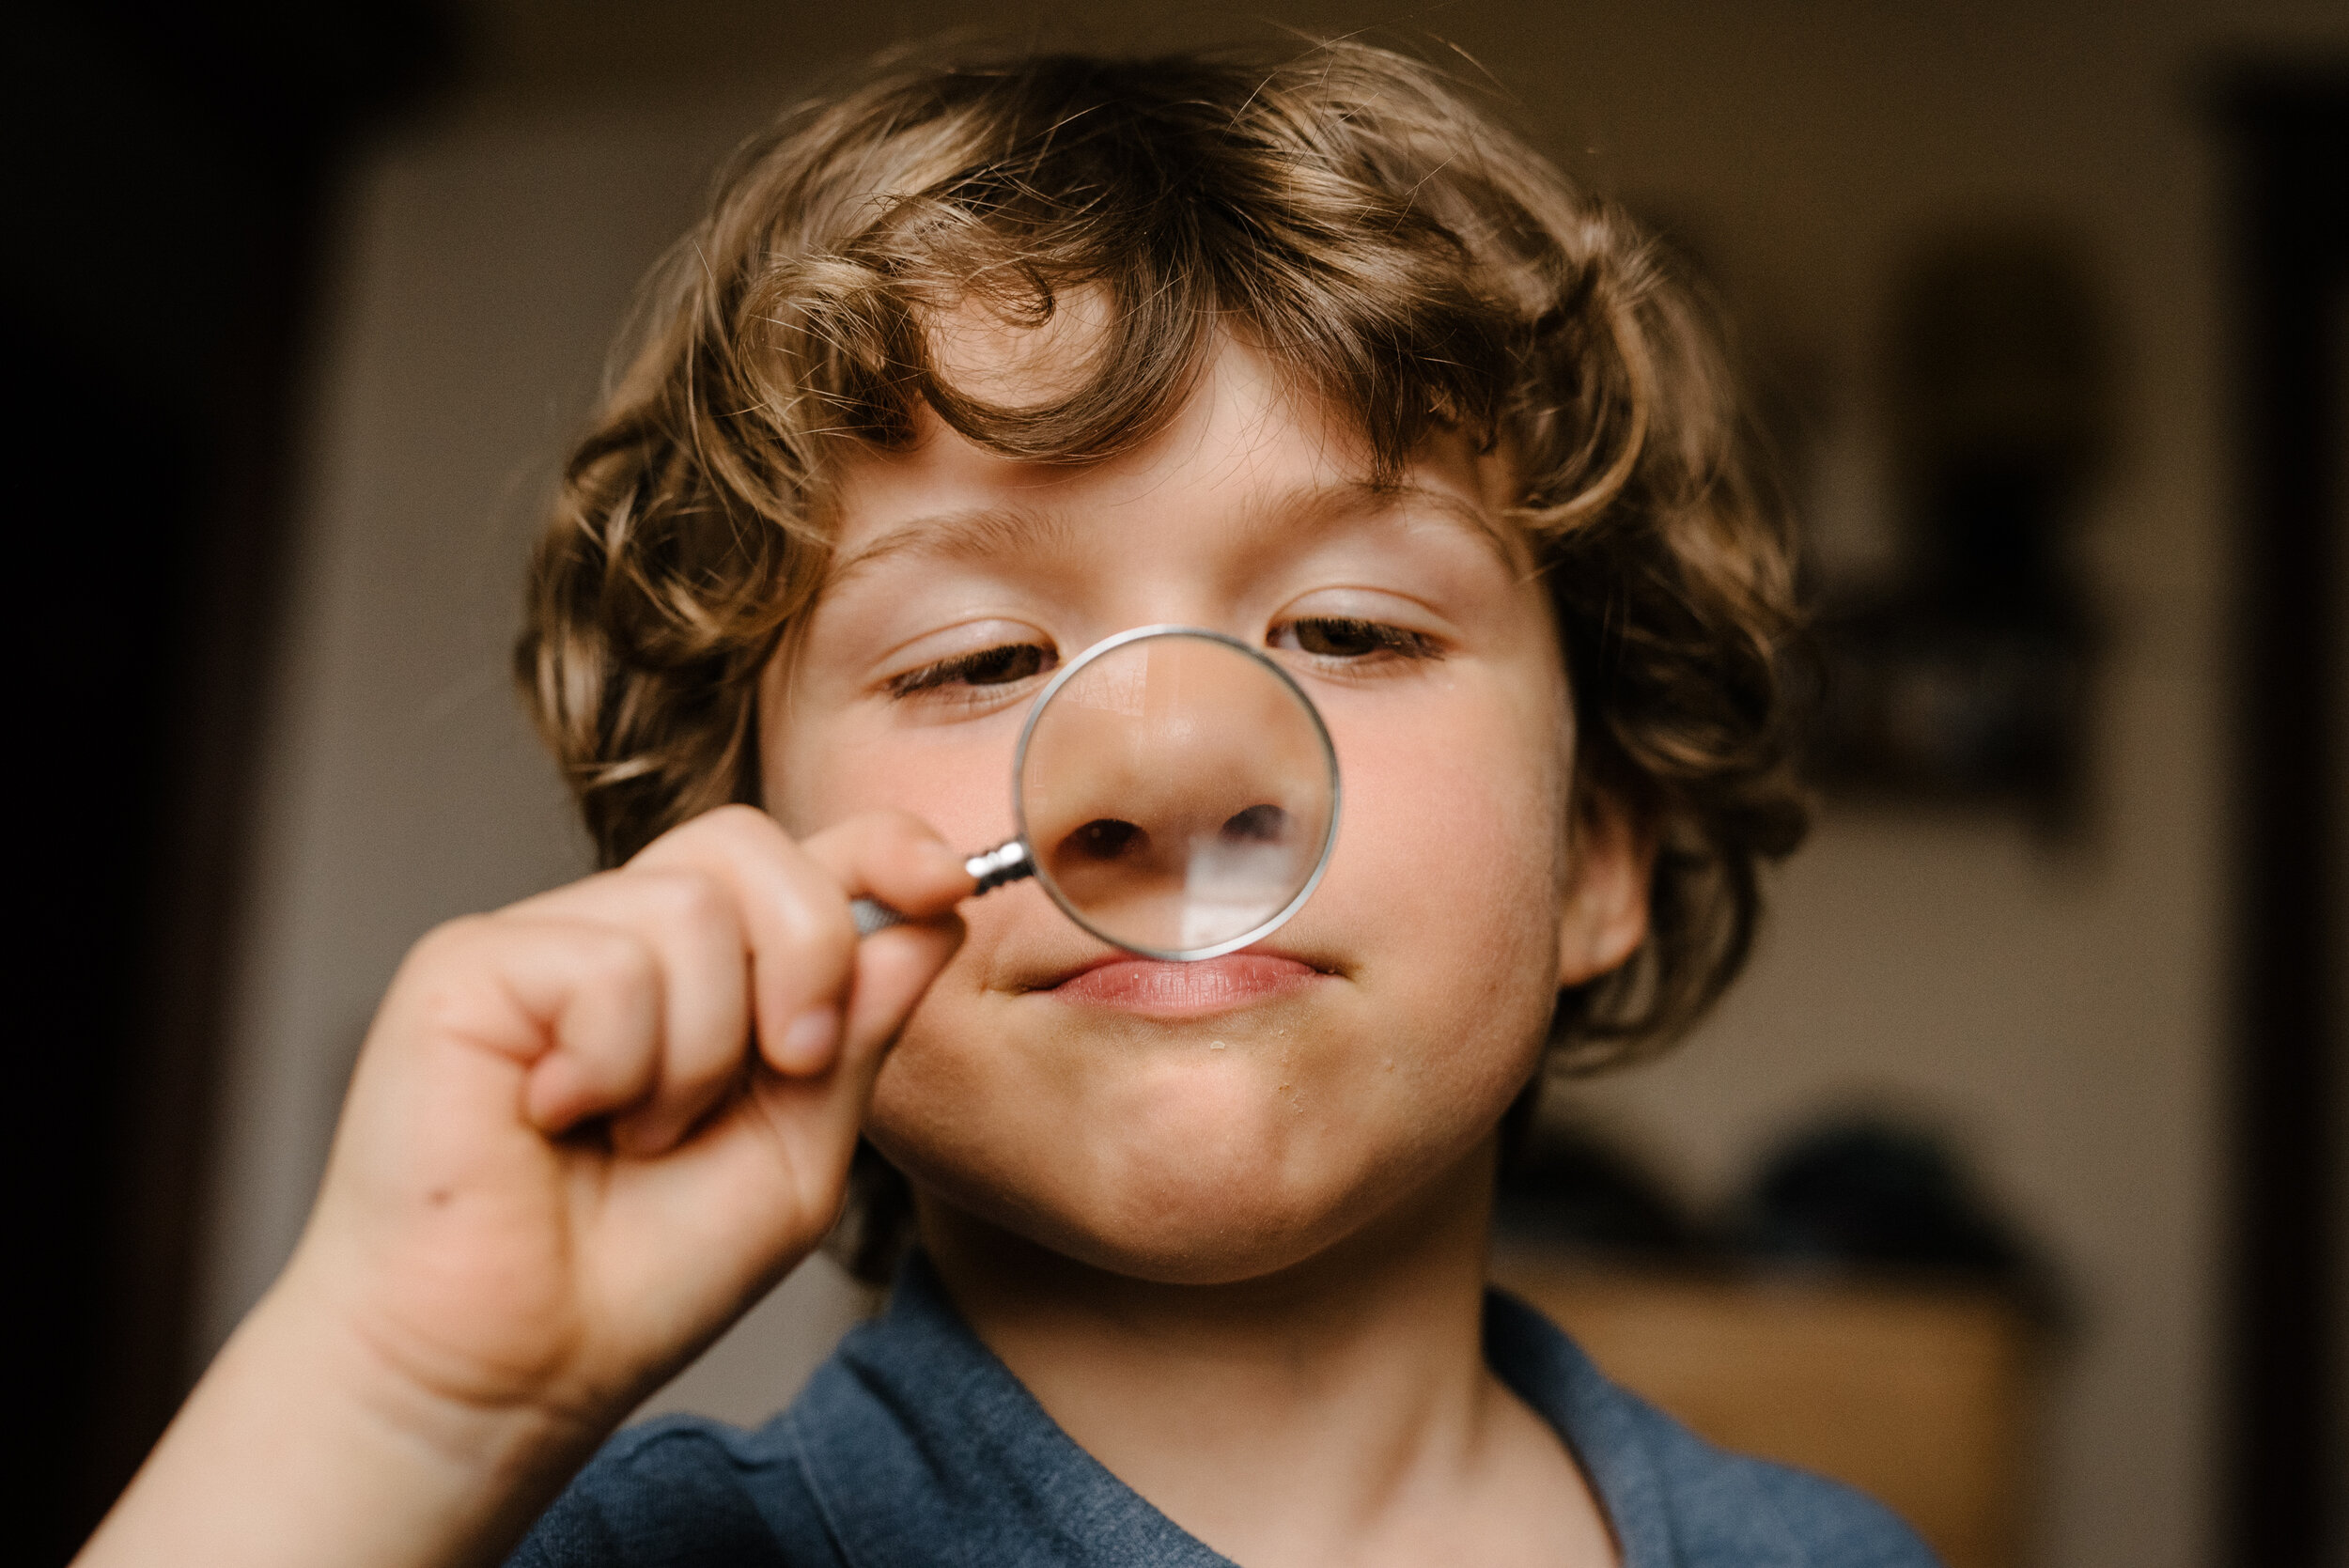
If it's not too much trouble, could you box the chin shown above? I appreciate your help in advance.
[957,1159,1382,1287]
[875,1066,1472,1287]
[868,959,1549,1286]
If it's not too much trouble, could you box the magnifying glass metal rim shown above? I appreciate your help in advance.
[1011,624,1343,963]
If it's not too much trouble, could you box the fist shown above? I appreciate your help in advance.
[284,805,971,1435]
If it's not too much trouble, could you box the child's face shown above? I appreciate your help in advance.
[765,338,1646,1284]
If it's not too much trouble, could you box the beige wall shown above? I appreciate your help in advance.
[200,4,2348,1564]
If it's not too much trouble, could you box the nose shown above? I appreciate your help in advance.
[1046,800,1301,885]
[1018,636,1330,952]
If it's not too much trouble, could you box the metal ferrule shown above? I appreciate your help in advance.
[850,839,1034,939]
[964,839,1034,895]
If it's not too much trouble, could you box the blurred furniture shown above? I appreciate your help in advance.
[1807,231,2109,837]
[1493,1252,2041,1568]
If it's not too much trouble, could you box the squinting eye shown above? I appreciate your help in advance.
[886,642,1054,698]
[1270,617,1440,662]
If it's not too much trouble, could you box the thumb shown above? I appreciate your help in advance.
[798,812,972,1135]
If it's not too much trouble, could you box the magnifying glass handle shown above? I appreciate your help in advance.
[848,839,1034,937]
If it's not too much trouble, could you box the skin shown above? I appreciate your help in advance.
[773,338,1648,1567]
[75,335,1651,1568]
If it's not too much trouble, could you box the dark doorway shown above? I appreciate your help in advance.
[7,8,452,1560]
[2215,68,2348,1568]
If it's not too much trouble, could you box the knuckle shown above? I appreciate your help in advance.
[854,806,928,850]
[700,801,785,847]
[642,866,738,938]
[536,921,661,1017]
[637,801,780,864]
[586,924,661,990]
[803,894,859,964]
[407,913,493,973]
[877,815,941,868]
[397,918,514,1040]
[882,805,937,840]
[778,882,857,976]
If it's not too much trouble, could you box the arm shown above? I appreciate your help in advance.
[76,806,971,1568]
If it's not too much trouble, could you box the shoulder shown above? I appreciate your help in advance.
[1483,1289,1940,1568]
[506,1414,838,1568]
[1627,1399,1942,1568]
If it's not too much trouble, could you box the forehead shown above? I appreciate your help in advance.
[819,339,1527,582]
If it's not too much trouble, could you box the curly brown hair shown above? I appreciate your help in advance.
[518,39,1807,1094]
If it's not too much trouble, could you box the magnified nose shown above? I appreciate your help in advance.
[1019,631,1335,955]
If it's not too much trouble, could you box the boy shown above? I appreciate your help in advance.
[81,39,1934,1568]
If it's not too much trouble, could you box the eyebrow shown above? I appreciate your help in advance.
[1288,479,1523,567]
[820,478,1518,589]
[822,505,1088,587]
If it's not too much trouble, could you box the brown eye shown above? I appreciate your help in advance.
[1273,617,1439,661]
[888,642,1054,698]
[955,643,1049,685]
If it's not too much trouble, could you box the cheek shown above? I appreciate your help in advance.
[764,692,1021,853]
[1321,661,1570,976]
[1315,668,1569,1080]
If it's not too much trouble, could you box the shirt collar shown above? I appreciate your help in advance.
[788,1251,1713,1568]
[788,1252,1237,1568]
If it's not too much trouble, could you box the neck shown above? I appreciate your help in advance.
[918,1141,1528,1566]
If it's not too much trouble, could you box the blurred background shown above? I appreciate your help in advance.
[11,3,2342,1565]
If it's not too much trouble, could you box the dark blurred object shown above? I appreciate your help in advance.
[1495,1116,1700,1259]
[1496,1113,2051,1568]
[1809,233,2110,834]
[2212,65,2347,1568]
[1500,1110,2061,1314]
[1727,1118,2062,1327]
[5,5,454,1561]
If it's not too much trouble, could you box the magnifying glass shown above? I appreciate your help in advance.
[848,625,1341,960]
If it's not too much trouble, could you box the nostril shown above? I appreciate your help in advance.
[1066,818,1146,861]
[1221,803,1289,844]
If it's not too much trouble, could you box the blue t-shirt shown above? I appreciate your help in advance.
[512,1254,1938,1566]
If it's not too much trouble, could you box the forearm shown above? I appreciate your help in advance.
[75,809,943,1566]
[74,1271,599,1568]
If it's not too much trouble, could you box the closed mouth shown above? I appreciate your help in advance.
[1039,952,1327,1017]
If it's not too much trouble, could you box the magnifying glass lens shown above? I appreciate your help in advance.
[1018,631,1336,957]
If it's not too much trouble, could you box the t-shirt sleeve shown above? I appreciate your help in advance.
[506,1420,797,1568]
[1610,1390,1944,1567]
[1740,1460,1943,1567]
[1674,1447,1944,1568]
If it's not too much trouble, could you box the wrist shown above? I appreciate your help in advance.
[262,1246,608,1497]
[77,1259,607,1568]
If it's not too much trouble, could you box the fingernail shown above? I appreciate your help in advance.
[776,1006,841,1073]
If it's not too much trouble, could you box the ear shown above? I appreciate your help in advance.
[1557,788,1655,988]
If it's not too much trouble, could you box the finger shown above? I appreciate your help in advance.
[397,914,665,1136]
[500,867,754,1157]
[800,808,977,926]
[602,923,948,1289]
[636,806,970,1079]
[632,807,858,1079]
[516,921,664,1134]
[836,914,964,1110]
[798,811,974,1100]
[568,811,972,1296]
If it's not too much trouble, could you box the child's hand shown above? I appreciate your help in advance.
[297,803,971,1433]
[78,805,970,1568]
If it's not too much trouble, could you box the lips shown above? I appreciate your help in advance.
[1043,953,1322,1017]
